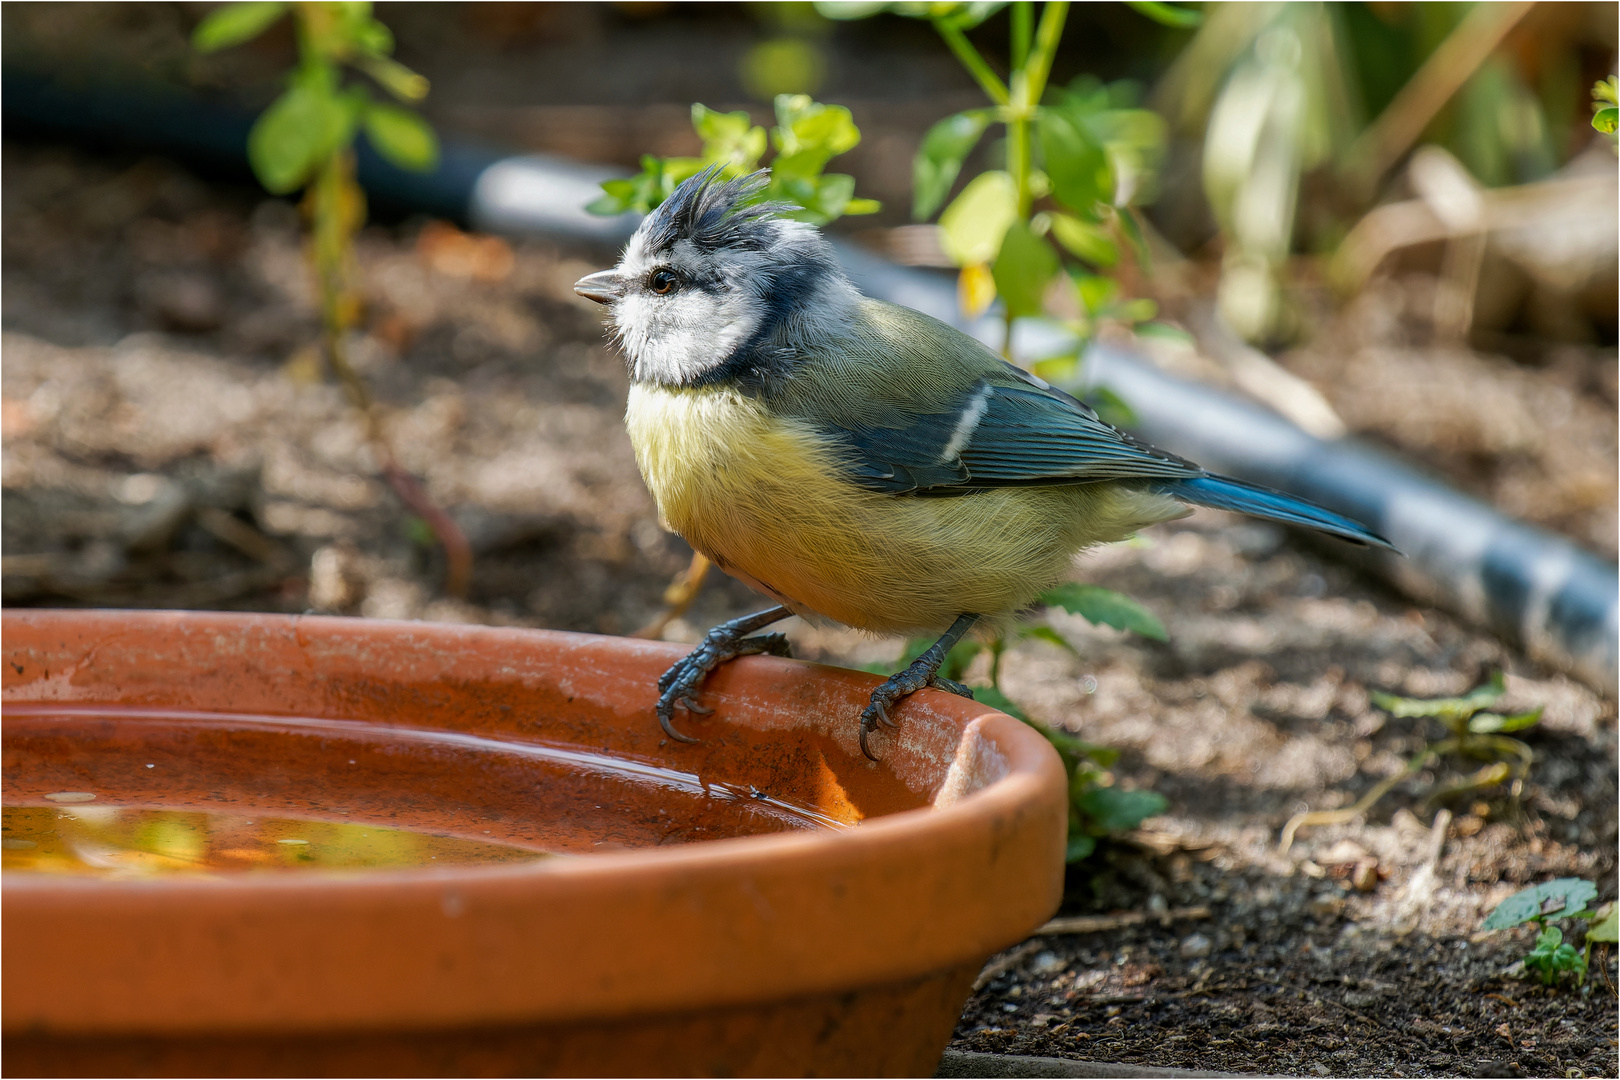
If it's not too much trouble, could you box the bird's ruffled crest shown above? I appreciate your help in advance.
[638,166,796,255]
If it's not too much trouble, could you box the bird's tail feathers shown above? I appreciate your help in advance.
[1155,475,1396,551]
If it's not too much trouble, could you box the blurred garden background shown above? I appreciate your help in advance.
[2,3,1617,1075]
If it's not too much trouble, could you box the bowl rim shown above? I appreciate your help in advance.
[2,608,1068,1035]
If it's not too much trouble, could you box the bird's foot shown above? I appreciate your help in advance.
[858,665,976,761]
[655,606,792,743]
[858,617,980,761]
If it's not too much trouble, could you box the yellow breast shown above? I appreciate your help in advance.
[624,383,1184,636]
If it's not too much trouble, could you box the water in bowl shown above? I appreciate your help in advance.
[3,705,858,864]
[3,805,546,876]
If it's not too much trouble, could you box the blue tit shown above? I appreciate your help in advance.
[575,168,1393,759]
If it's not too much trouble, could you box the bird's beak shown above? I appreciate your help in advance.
[573,270,624,305]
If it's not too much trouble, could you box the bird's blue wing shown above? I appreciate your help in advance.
[828,368,1202,495]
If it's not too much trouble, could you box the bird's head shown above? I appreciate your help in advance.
[574,168,857,389]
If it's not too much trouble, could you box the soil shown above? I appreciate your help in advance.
[2,133,1615,1080]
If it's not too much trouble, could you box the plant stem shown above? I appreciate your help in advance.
[310,150,472,599]
[1011,2,1033,72]
[1024,1,1070,106]
[1277,742,1446,852]
[934,19,1009,105]
[632,552,712,639]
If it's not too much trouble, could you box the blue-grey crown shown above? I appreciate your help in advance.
[638,167,793,255]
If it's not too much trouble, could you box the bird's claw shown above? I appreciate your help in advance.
[653,624,791,744]
[857,658,976,762]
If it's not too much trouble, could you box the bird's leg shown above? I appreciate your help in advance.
[656,605,794,743]
[859,614,980,761]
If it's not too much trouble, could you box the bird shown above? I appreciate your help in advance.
[575,167,1393,760]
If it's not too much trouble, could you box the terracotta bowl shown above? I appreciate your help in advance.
[2,610,1066,1078]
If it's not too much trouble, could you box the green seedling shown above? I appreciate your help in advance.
[588,95,879,224]
[193,1,471,597]
[1593,76,1618,147]
[1482,879,1609,986]
[1280,671,1542,851]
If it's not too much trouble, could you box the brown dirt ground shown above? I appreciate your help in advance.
[2,145,1615,1079]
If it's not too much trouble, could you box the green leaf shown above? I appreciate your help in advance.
[692,104,767,171]
[247,80,353,194]
[851,1,1007,29]
[972,684,1029,722]
[1065,833,1098,862]
[1020,625,1078,655]
[1077,785,1168,833]
[781,172,858,224]
[1525,925,1586,984]
[1048,212,1118,267]
[1041,583,1167,642]
[1587,902,1618,943]
[363,104,438,172]
[1040,725,1119,769]
[1037,108,1108,215]
[349,13,394,57]
[1084,385,1137,428]
[913,109,994,220]
[1371,671,1505,723]
[772,94,861,178]
[938,171,1018,271]
[1593,106,1618,135]
[192,1,287,52]
[1124,1,1202,28]
[991,219,1059,320]
[1115,206,1152,269]
[1075,271,1119,315]
[1135,321,1194,347]
[1468,707,1543,734]
[844,197,883,215]
[358,54,429,102]
[1483,878,1601,931]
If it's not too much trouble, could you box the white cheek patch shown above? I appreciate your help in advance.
[620,288,762,385]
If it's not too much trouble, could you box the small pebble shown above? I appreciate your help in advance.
[1179,932,1212,959]
[1031,951,1064,975]
[1351,857,1381,892]
[1308,894,1346,919]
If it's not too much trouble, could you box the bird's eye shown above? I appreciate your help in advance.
[648,269,678,295]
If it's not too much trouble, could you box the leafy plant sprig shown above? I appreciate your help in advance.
[1279,671,1541,851]
[861,581,1168,863]
[1593,75,1618,148]
[588,95,881,225]
[822,2,1176,360]
[1482,878,1614,987]
[193,1,471,596]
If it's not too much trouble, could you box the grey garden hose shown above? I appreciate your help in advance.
[8,76,1614,694]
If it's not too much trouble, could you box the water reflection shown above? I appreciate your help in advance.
[2,806,549,877]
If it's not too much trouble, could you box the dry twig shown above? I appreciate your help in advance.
[633,552,713,639]
[1034,906,1212,936]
